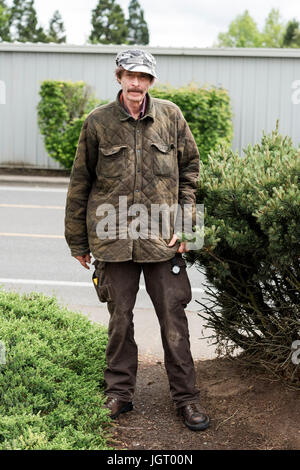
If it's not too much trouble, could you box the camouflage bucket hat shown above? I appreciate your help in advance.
[115,49,158,79]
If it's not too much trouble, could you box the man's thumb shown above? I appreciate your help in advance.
[168,234,178,246]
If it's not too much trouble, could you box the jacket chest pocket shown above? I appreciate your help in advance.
[151,142,175,177]
[99,145,127,178]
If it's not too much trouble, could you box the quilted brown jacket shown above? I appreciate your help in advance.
[64,90,200,262]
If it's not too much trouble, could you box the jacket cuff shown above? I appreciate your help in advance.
[70,247,90,257]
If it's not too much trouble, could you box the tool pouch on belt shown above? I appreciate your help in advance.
[92,259,112,303]
[169,253,187,274]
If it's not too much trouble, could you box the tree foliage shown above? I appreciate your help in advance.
[88,0,128,45]
[185,122,300,385]
[216,8,300,49]
[0,0,11,41]
[9,0,48,42]
[282,19,300,48]
[0,1,66,43]
[127,0,149,45]
[216,10,262,47]
[46,10,66,44]
[261,8,285,47]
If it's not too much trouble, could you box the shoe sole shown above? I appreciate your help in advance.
[183,416,210,431]
[111,402,134,419]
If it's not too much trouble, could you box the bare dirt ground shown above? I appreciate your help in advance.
[106,356,300,450]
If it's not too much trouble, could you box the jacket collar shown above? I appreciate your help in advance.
[116,90,155,122]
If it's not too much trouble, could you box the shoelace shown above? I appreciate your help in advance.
[108,397,118,404]
[188,403,203,415]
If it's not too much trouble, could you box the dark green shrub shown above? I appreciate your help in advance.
[186,122,300,385]
[150,83,233,164]
[0,289,113,450]
[37,80,106,169]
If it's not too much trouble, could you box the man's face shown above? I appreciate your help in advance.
[118,70,153,104]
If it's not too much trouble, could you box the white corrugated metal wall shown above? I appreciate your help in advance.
[0,44,300,169]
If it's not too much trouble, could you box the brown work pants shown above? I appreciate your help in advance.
[92,253,200,409]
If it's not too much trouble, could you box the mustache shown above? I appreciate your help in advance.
[128,88,143,93]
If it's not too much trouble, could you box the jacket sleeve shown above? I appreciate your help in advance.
[175,110,200,234]
[64,115,99,257]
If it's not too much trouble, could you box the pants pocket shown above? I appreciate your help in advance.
[92,260,113,303]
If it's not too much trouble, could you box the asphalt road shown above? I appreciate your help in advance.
[0,182,217,359]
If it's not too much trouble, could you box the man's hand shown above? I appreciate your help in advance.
[75,253,91,269]
[167,234,189,253]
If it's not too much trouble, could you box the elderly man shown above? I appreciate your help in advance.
[64,49,210,431]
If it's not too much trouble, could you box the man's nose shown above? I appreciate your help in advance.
[131,76,139,86]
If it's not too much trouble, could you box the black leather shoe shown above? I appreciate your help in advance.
[178,403,210,431]
[104,396,133,419]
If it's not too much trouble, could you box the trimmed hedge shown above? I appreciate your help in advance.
[0,289,113,450]
[150,83,233,164]
[185,122,300,386]
[37,80,105,169]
